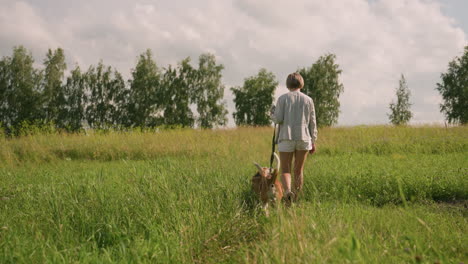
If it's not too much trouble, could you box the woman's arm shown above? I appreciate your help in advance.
[309,100,318,143]
[272,97,284,124]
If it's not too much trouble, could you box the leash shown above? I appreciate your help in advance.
[269,123,278,172]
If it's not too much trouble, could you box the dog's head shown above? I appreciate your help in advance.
[252,153,282,202]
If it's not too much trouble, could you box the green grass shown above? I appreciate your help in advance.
[0,126,467,263]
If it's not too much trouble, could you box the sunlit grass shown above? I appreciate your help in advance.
[1,125,466,165]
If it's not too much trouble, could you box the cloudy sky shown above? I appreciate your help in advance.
[1,0,467,126]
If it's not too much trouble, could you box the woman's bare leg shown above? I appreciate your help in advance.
[279,151,294,193]
[293,150,308,201]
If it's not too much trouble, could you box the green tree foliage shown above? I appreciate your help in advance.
[161,58,195,127]
[127,49,162,127]
[436,46,468,124]
[160,54,227,128]
[60,66,86,131]
[388,74,412,125]
[0,56,9,130]
[231,69,277,126]
[84,62,127,129]
[41,48,67,125]
[112,73,130,128]
[0,46,42,134]
[299,54,344,128]
[192,54,227,128]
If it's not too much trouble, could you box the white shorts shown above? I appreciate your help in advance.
[278,140,312,152]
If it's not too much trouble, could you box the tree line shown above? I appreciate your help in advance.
[0,46,346,135]
[0,45,467,135]
[0,47,229,135]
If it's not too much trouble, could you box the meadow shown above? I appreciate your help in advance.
[0,126,467,263]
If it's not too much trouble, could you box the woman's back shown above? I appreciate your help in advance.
[274,90,317,143]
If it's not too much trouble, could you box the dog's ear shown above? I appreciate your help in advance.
[253,162,265,177]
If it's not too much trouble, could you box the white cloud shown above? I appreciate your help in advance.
[0,2,58,57]
[0,0,466,126]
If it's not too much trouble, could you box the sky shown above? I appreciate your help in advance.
[0,0,467,126]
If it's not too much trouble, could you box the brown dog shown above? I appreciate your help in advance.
[252,153,283,213]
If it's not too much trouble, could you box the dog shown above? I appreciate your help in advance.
[252,152,283,214]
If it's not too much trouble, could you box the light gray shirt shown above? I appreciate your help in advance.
[273,90,318,144]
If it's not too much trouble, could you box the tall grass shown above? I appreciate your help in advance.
[0,126,467,263]
[1,125,466,165]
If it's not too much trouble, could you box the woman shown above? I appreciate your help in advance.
[272,73,317,204]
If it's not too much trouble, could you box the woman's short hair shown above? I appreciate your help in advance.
[286,73,304,89]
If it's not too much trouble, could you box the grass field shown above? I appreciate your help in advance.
[0,126,467,263]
